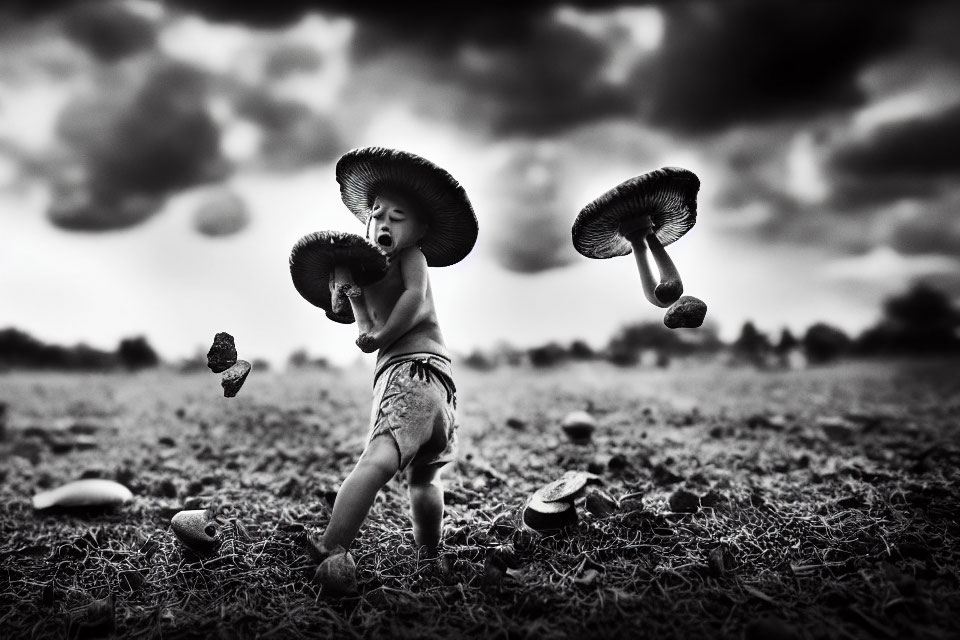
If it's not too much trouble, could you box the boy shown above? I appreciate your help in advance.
[313,147,478,592]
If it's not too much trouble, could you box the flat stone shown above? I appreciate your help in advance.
[522,494,578,532]
[534,470,601,503]
[206,332,237,373]
[221,360,252,397]
[663,295,708,329]
[32,479,133,510]
[584,487,619,517]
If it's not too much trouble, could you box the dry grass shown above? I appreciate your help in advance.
[1,359,959,639]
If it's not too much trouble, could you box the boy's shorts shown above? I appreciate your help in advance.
[368,353,458,472]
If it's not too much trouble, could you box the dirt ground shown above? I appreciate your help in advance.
[1,359,959,639]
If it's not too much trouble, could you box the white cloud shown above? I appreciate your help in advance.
[822,245,960,282]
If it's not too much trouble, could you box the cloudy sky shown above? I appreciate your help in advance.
[1,0,959,367]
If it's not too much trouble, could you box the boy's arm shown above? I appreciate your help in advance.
[357,248,429,353]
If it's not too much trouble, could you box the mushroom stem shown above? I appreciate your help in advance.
[346,287,373,334]
[627,238,668,308]
[645,233,683,305]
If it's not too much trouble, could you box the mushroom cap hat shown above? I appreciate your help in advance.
[572,166,700,259]
[289,230,388,321]
[336,146,479,267]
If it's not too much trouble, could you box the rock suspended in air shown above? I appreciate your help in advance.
[206,332,237,373]
[221,360,252,397]
[171,509,220,553]
[560,410,596,445]
[663,295,707,329]
[32,479,133,510]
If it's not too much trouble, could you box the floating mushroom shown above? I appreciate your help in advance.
[560,410,596,445]
[32,479,133,510]
[206,332,237,373]
[289,230,389,327]
[663,295,708,329]
[533,470,601,503]
[522,493,578,532]
[171,509,220,553]
[221,360,251,397]
[572,167,701,308]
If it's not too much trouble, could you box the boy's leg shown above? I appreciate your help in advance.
[322,435,400,551]
[407,463,444,552]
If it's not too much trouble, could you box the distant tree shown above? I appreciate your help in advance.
[856,283,960,355]
[774,328,799,355]
[732,321,772,366]
[287,349,310,369]
[802,323,851,364]
[568,340,595,360]
[251,358,271,372]
[528,342,567,368]
[462,349,496,371]
[117,336,160,369]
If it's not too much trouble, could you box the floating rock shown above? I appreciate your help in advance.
[522,494,578,532]
[668,489,700,513]
[560,411,596,445]
[314,547,358,596]
[534,470,601,503]
[584,487,619,517]
[32,479,133,510]
[663,295,707,329]
[206,332,237,373]
[221,360,252,397]
[171,509,220,553]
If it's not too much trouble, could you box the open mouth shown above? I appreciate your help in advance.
[377,233,392,248]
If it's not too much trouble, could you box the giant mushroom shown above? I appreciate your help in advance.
[572,167,704,312]
[289,230,388,329]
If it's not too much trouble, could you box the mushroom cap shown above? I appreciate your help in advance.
[32,479,133,510]
[336,146,479,267]
[171,509,220,552]
[289,230,388,321]
[572,167,700,259]
[534,470,600,503]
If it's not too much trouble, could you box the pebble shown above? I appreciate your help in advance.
[170,509,220,553]
[221,360,252,397]
[314,548,358,596]
[584,487,619,517]
[663,295,708,329]
[206,332,237,373]
[522,494,578,532]
[668,489,700,513]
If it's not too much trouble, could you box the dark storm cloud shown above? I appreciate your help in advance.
[234,89,341,169]
[826,103,960,209]
[347,10,635,136]
[60,2,157,62]
[47,61,229,231]
[630,0,925,134]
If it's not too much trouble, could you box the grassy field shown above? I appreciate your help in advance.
[1,359,959,639]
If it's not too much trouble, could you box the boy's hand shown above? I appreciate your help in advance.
[355,332,378,353]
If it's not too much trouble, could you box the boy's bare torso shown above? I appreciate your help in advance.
[360,248,450,363]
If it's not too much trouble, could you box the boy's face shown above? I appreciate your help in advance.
[367,191,427,255]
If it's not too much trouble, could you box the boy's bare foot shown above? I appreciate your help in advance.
[314,546,358,596]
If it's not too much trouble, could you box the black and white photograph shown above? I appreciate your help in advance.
[1,1,959,638]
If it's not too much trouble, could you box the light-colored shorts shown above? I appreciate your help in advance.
[368,353,458,472]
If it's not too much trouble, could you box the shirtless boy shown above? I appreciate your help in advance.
[313,147,478,591]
